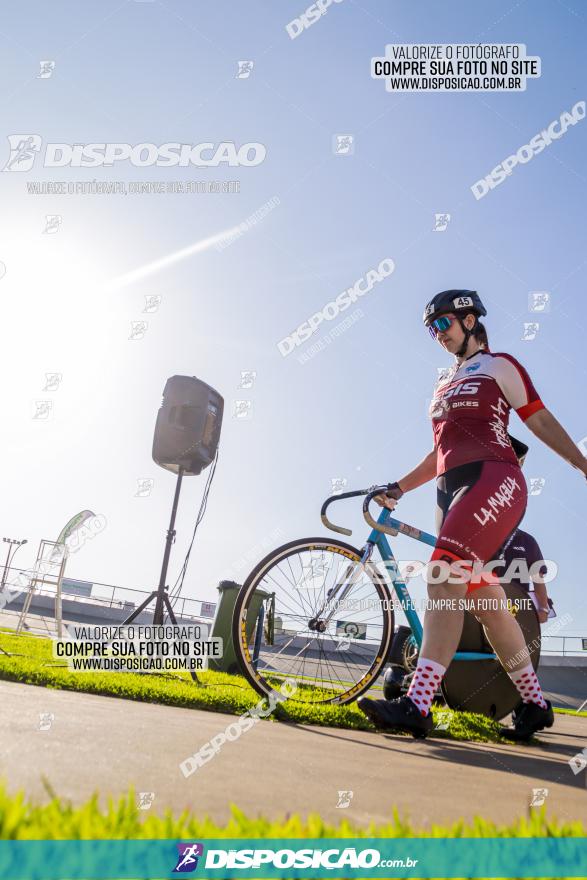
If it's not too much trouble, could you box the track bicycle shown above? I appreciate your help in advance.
[232,486,540,720]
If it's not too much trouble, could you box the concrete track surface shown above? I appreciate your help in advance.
[0,681,585,828]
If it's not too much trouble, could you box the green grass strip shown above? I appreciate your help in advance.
[553,706,587,718]
[0,781,584,840]
[0,628,558,744]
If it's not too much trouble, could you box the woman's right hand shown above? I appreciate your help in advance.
[374,481,404,511]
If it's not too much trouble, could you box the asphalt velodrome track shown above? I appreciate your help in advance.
[0,680,585,827]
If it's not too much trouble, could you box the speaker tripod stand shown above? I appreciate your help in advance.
[123,466,199,683]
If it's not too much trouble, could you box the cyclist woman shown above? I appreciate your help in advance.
[381,440,551,705]
[358,289,587,740]
[448,438,553,732]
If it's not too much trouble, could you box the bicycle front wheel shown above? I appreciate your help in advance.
[232,537,394,705]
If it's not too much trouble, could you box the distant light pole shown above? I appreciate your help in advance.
[1,538,28,590]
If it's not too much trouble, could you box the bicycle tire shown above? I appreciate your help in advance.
[232,537,394,705]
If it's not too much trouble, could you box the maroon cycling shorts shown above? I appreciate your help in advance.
[430,459,528,593]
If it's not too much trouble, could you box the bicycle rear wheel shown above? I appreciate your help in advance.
[232,538,394,704]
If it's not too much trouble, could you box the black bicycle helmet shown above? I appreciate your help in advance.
[423,289,487,325]
[424,290,487,357]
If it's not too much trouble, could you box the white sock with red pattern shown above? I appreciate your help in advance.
[508,663,548,709]
[406,657,445,716]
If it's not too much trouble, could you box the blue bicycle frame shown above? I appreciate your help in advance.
[321,486,497,663]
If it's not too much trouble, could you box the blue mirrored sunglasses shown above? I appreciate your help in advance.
[428,314,455,338]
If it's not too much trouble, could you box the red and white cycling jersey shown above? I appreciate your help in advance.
[429,350,544,475]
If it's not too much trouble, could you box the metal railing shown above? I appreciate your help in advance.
[540,635,587,657]
[2,565,217,623]
[3,564,585,655]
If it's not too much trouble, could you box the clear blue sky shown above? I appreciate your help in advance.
[0,2,585,642]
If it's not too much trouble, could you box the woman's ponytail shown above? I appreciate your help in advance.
[474,320,489,350]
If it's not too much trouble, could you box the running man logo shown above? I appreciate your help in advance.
[433,213,451,232]
[435,711,454,731]
[331,477,348,494]
[39,712,55,731]
[173,843,204,873]
[530,788,549,806]
[3,135,42,171]
[529,477,546,496]
[336,790,354,808]
[137,792,155,810]
[43,215,62,234]
[38,61,56,79]
[522,322,540,341]
[528,291,551,313]
[333,134,354,155]
[297,556,330,593]
[143,295,162,314]
[568,748,587,776]
[236,61,254,79]
[238,370,257,390]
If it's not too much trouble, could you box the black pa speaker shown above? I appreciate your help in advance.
[152,376,224,475]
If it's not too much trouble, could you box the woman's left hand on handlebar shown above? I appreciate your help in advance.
[374,481,404,511]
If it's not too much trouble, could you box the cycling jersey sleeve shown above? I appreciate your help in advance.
[493,353,545,421]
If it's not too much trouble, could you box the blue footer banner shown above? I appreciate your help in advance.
[0,838,585,879]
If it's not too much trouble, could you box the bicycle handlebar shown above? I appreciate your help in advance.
[320,489,372,536]
[363,488,400,536]
[321,485,399,537]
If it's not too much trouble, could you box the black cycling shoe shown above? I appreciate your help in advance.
[382,666,405,700]
[357,695,433,739]
[511,700,523,724]
[501,699,554,742]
